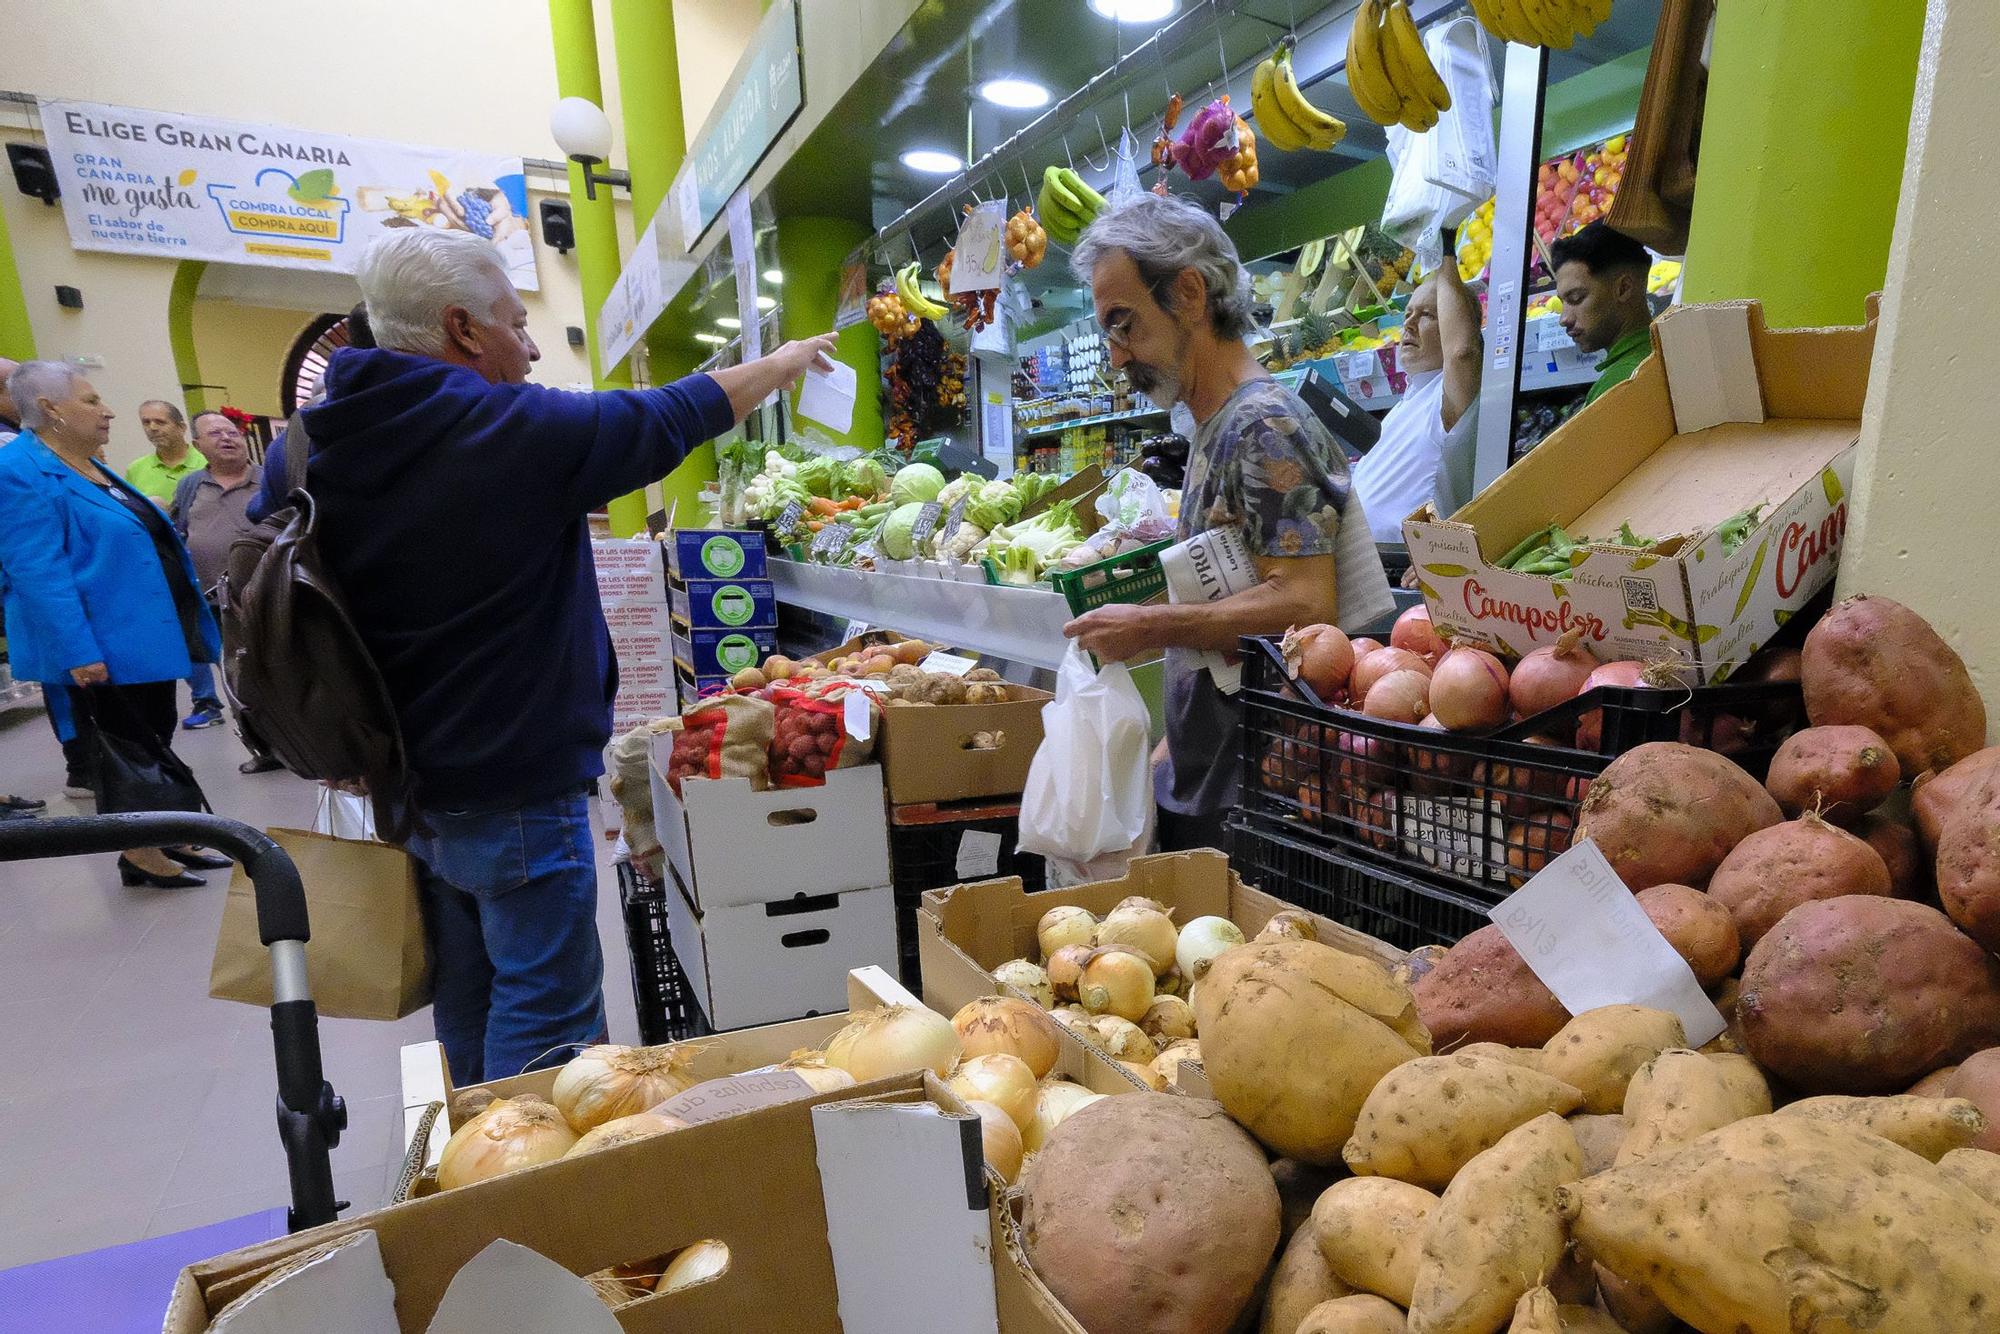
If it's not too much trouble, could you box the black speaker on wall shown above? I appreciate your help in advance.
[7,143,59,204]
[539,199,575,254]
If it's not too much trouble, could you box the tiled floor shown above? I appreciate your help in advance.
[0,697,638,1271]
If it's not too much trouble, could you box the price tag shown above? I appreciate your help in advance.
[955,829,1003,879]
[843,689,873,740]
[938,495,970,545]
[810,524,846,560]
[907,501,943,556]
[920,650,979,676]
[774,499,806,539]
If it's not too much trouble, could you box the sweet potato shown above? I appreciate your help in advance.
[1777,1094,1987,1160]
[1575,742,1782,890]
[1909,1064,1960,1097]
[1565,1113,1628,1176]
[1561,1114,2000,1333]
[1926,1047,2000,1153]
[1388,943,1448,992]
[1262,1226,1352,1334]
[1021,1095,1279,1334]
[1413,925,1569,1051]
[1912,744,2000,854]
[1702,976,1745,1054]
[1617,1049,1771,1165]
[1406,1113,1582,1334]
[1938,1146,2000,1208]
[1343,1054,1585,1188]
[1738,896,2000,1094]
[1858,803,1929,900]
[1551,1306,1622,1333]
[1539,1007,1687,1115]
[1633,883,1740,988]
[1195,940,1429,1164]
[1802,593,1989,776]
[1310,1176,1437,1307]
[1296,1296,1407,1334]
[1763,723,1899,822]
[1705,811,1893,946]
[1937,794,2000,952]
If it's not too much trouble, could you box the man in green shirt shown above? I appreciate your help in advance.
[125,399,207,502]
[1551,222,1657,406]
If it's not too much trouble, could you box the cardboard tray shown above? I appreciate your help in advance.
[878,684,1051,806]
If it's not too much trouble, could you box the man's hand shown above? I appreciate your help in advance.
[1063,603,1161,664]
[774,334,839,387]
[69,661,109,687]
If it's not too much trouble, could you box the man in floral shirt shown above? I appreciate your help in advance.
[1066,194,1393,851]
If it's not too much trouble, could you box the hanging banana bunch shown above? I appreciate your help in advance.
[1037,164,1106,247]
[1346,0,1452,133]
[1469,0,1612,51]
[894,261,949,322]
[1252,41,1348,152]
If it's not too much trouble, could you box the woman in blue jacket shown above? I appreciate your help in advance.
[0,362,228,887]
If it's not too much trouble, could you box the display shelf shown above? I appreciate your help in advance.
[769,557,1076,669]
[1015,405,1168,440]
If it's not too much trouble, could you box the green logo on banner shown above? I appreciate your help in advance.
[714,634,760,673]
[712,585,756,626]
[701,534,746,577]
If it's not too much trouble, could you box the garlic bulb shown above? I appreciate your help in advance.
[438,1096,579,1189]
[552,1044,700,1132]
[660,1240,731,1293]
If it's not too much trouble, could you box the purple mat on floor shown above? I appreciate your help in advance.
[0,1208,288,1333]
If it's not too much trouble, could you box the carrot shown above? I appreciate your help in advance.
[839,495,867,511]
[808,497,841,517]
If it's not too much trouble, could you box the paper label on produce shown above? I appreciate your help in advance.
[1490,837,1726,1046]
[920,651,979,676]
[843,689,872,740]
[906,501,944,555]
[811,524,847,559]
[955,829,1003,879]
[938,495,970,544]
[774,499,807,540]
[655,1070,817,1126]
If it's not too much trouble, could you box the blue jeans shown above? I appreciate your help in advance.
[406,791,608,1086]
[185,660,222,710]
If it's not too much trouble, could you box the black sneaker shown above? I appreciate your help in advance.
[182,707,226,730]
[0,794,47,814]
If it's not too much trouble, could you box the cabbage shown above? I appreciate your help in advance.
[878,501,930,561]
[796,455,842,498]
[840,458,889,500]
[889,462,947,506]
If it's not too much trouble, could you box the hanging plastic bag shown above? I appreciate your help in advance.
[1381,17,1498,270]
[1018,642,1155,882]
[1105,127,1146,213]
[1055,468,1177,570]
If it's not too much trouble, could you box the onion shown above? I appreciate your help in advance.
[1485,737,1573,817]
[1036,905,1097,959]
[1349,636,1385,667]
[1152,1038,1202,1086]
[1506,812,1576,886]
[565,1110,688,1157]
[1572,659,1649,750]
[1352,646,1431,702]
[1154,964,1186,998]
[1094,906,1177,974]
[438,1096,578,1189]
[992,958,1055,1009]
[1119,1060,1168,1090]
[825,1004,961,1083]
[952,996,1062,1078]
[1392,604,1448,664]
[1429,646,1512,731]
[1139,995,1197,1042]
[1045,944,1092,1001]
[965,1098,1025,1183]
[1049,1006,1092,1040]
[1113,895,1170,917]
[1412,715,1476,787]
[1292,624,1356,702]
[1025,1081,1106,1153]
[1081,1013,1159,1063]
[775,1051,859,1093]
[1257,909,1319,943]
[1079,947,1155,1020]
[659,1240,730,1293]
[1175,915,1245,983]
[551,1044,700,1133]
[946,1052,1040,1131]
[1363,668,1432,723]
[1509,627,1598,719]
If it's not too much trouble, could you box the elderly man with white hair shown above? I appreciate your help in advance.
[1061,194,1393,853]
[297,228,836,1084]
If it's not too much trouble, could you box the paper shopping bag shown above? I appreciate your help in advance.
[209,827,431,1021]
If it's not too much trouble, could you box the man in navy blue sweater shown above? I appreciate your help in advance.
[310,228,834,1083]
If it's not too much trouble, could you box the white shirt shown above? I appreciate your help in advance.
[1351,368,1447,545]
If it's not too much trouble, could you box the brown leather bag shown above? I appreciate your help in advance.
[218,410,417,837]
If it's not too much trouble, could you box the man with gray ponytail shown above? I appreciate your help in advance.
[1063,194,1392,852]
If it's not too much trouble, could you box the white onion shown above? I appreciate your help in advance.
[1138,995,1197,1043]
[775,1051,859,1093]
[1082,1013,1158,1063]
[438,1096,578,1189]
[1175,915,1245,983]
[659,1239,730,1293]
[952,996,1063,1078]
[1037,905,1098,959]
[552,1044,699,1133]
[1046,944,1093,1001]
[1112,895,1170,917]
[1079,948,1155,1021]
[1025,1080,1106,1153]
[565,1110,688,1157]
[1152,1038,1201,1086]
[992,958,1056,1009]
[825,1004,961,1083]
[1256,909,1319,943]
[946,1052,1039,1132]
[965,1098,1025,1183]
[1095,907,1178,974]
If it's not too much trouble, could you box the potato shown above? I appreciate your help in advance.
[1406,1113,1582,1334]
[1616,1049,1771,1165]
[1858,803,1929,900]
[1565,1113,1628,1176]
[1927,1047,2000,1152]
[1561,1114,2000,1333]
[1262,1225,1352,1334]
[1802,593,1989,776]
[1296,1295,1408,1334]
[1574,742,1782,890]
[1738,896,2000,1094]
[1705,812,1893,946]
[1414,925,1570,1051]
[1763,723,1899,822]
[1020,1095,1279,1334]
[1310,1177,1438,1307]
[1450,1042,1546,1071]
[1342,1054,1584,1188]
[1592,1265,1674,1334]
[1195,940,1429,1164]
[1505,1287,1559,1334]
[1938,1146,2000,1208]
[1388,943,1448,992]
[1913,745,2000,854]
[1937,794,2000,952]
[1551,1308,1622,1334]
[1633,884,1740,988]
[1777,1094,1987,1160]
[1538,1007,1687,1114]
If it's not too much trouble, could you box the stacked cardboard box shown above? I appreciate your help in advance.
[591,537,676,734]
[663,528,777,705]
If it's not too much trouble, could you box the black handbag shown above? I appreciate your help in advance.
[79,688,210,815]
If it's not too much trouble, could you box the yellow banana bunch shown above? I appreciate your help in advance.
[1474,0,1607,48]
[895,262,949,322]
[1252,42,1347,152]
[1348,0,1451,132]
[1037,164,1104,246]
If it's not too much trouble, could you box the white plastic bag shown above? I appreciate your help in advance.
[313,787,378,842]
[1018,643,1155,881]
[1381,17,1498,270]
[1105,128,1146,213]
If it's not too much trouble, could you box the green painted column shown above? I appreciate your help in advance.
[167,260,208,414]
[0,197,34,359]
[1681,0,1924,328]
[778,215,883,449]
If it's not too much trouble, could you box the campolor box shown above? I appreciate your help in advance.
[669,576,778,630]
[663,527,769,581]
[671,623,778,679]
[1403,299,1874,681]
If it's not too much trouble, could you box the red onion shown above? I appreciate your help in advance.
[1574,659,1650,750]
[1352,647,1431,702]
[1332,730,1396,788]
[1509,628,1599,720]
[1413,714,1476,788]
[1429,647,1513,732]
[1362,669,1432,724]
[1391,604,1447,665]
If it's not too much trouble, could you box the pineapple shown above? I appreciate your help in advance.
[1296,310,1336,362]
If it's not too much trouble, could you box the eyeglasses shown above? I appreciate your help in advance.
[1099,273,1180,350]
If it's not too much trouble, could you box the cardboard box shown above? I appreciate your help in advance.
[601,599,672,638]
[669,576,778,630]
[608,624,671,663]
[878,685,1051,805]
[592,538,667,603]
[611,685,676,734]
[649,740,892,910]
[663,528,769,581]
[673,665,732,709]
[671,623,779,679]
[1403,300,1873,680]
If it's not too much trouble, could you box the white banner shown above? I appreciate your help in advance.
[599,213,666,377]
[38,98,538,289]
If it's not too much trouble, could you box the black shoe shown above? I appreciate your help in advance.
[238,755,285,775]
[164,847,233,870]
[0,794,47,814]
[117,856,206,889]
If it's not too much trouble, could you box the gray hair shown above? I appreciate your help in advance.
[138,398,185,426]
[8,361,82,431]
[1070,193,1258,340]
[355,229,514,357]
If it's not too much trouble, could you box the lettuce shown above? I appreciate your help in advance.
[840,458,889,500]
[888,462,947,506]
[878,501,929,561]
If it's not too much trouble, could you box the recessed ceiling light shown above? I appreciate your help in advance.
[716,316,741,329]
[900,148,964,175]
[979,78,1052,109]
[1088,0,1176,20]
[762,269,783,284]
[756,295,777,310]
[694,332,727,345]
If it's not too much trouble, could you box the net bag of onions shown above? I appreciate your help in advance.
[666,694,775,794]
[767,682,880,787]
[605,720,677,874]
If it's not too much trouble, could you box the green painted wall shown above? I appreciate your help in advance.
[167,260,209,414]
[778,215,883,450]
[1681,0,1923,327]
[0,195,33,359]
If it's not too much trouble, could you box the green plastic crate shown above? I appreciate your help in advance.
[1048,538,1174,615]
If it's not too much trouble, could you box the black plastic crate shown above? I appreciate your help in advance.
[615,859,714,1045]
[1228,813,1491,950]
[888,802,1046,991]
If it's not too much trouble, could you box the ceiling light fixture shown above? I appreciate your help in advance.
[978,78,1052,109]
[756,295,776,310]
[900,148,964,175]
[1088,0,1177,21]
[693,332,727,345]
[762,269,783,284]
[716,317,742,329]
